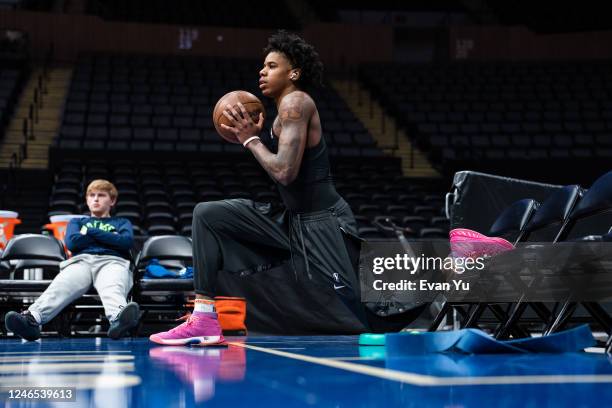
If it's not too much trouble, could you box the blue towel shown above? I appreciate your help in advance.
[144,259,193,280]
[386,325,595,355]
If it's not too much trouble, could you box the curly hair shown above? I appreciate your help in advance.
[263,30,324,90]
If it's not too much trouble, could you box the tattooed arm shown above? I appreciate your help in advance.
[246,91,314,186]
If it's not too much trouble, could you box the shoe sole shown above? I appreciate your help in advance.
[108,303,140,340]
[5,312,40,341]
[149,335,227,346]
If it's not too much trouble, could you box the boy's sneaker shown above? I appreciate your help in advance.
[149,312,226,346]
[5,311,41,341]
[108,302,140,340]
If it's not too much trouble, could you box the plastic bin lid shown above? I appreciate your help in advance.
[0,210,19,218]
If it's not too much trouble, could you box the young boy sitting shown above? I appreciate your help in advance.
[4,179,139,341]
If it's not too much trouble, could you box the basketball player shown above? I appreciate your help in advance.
[150,31,373,345]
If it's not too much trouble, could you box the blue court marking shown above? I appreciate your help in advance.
[0,336,610,407]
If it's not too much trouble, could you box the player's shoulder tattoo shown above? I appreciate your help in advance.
[279,91,313,123]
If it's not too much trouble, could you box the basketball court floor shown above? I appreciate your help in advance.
[1,335,611,407]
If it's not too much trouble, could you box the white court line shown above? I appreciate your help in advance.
[0,355,134,363]
[0,362,135,374]
[0,350,131,355]
[232,343,612,387]
[0,374,141,389]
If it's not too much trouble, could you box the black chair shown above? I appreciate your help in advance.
[494,185,584,338]
[488,198,540,243]
[146,225,177,236]
[419,228,448,239]
[542,171,612,337]
[523,185,584,242]
[401,216,428,236]
[134,235,194,297]
[429,198,539,333]
[0,259,10,278]
[0,234,67,280]
[0,235,68,312]
[132,235,195,331]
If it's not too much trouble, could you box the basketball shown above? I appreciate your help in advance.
[213,90,266,144]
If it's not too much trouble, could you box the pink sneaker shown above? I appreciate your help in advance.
[149,313,227,346]
[449,228,515,259]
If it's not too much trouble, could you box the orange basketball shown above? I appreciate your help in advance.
[212,90,266,144]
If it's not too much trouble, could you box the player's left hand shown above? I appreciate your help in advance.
[221,102,264,144]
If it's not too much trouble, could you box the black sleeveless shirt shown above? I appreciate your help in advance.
[267,128,341,213]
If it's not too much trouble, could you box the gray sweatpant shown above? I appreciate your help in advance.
[28,253,132,325]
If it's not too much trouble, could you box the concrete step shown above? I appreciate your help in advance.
[1,138,55,152]
[0,142,22,150]
[0,155,23,163]
[16,97,65,107]
[20,161,49,169]
[3,133,57,143]
[21,157,49,164]
[0,64,68,170]
[0,139,54,148]
[26,144,50,153]
[16,92,67,106]
[43,83,71,90]
[331,79,441,178]
[8,120,60,132]
[11,111,62,120]
[12,112,63,122]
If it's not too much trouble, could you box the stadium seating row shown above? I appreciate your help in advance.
[45,159,449,239]
[360,61,612,164]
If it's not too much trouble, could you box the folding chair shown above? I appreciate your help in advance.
[542,171,612,338]
[0,234,67,329]
[132,235,194,331]
[0,234,66,281]
[494,185,584,338]
[429,198,539,333]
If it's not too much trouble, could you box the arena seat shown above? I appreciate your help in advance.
[130,235,195,330]
[488,198,540,243]
[360,61,612,180]
[541,171,612,337]
[55,54,383,160]
[429,198,540,334]
[482,187,586,338]
[133,235,194,296]
[0,235,67,309]
[46,155,447,243]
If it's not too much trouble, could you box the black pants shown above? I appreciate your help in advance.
[191,198,423,334]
